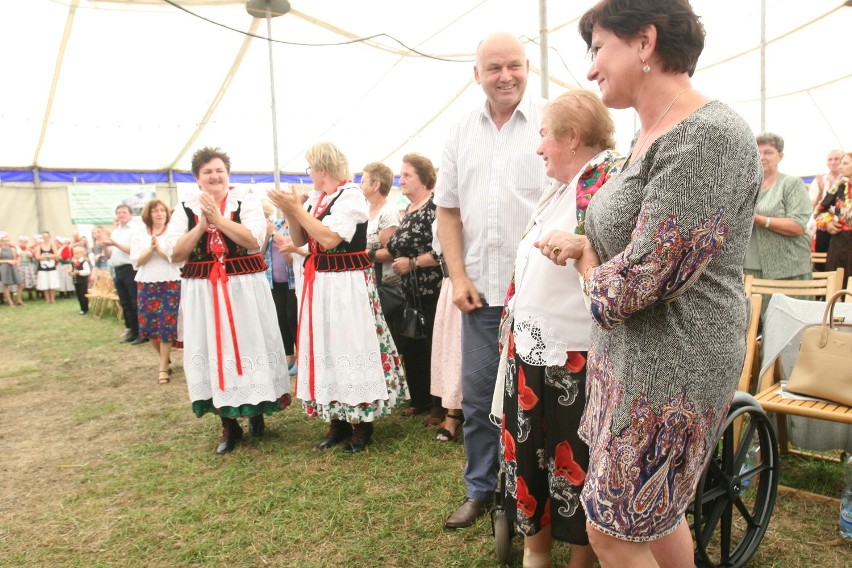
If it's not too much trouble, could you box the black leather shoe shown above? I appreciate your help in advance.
[316,419,352,449]
[130,336,149,345]
[342,422,373,453]
[248,414,265,437]
[122,334,137,343]
[444,498,489,529]
[216,418,244,454]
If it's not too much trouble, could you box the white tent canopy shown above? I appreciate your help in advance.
[1,0,850,177]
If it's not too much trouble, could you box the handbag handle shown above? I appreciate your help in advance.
[819,288,852,347]
[408,260,423,312]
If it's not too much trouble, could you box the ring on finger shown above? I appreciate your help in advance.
[551,247,562,256]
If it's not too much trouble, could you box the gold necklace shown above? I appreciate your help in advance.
[631,87,694,163]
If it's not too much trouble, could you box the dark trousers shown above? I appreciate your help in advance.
[814,229,831,271]
[74,279,89,313]
[460,306,503,501]
[271,281,298,356]
[398,295,440,410]
[113,264,139,334]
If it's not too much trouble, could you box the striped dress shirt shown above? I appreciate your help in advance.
[433,94,549,305]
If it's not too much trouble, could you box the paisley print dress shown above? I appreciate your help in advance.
[580,101,761,541]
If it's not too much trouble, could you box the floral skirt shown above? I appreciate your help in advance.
[500,334,590,545]
[137,280,180,343]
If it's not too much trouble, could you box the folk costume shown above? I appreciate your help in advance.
[166,191,291,421]
[295,183,408,426]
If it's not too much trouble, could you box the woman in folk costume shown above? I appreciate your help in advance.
[267,142,408,453]
[167,146,291,454]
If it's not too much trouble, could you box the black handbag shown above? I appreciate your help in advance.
[375,263,406,317]
[400,265,427,340]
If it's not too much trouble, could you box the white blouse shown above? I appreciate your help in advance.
[507,170,594,366]
[304,183,369,242]
[130,230,183,283]
[164,190,268,261]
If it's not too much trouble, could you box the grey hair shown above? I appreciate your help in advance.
[755,132,784,153]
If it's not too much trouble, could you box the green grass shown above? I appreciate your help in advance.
[1,297,851,567]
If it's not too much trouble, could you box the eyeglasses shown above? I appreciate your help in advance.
[305,166,312,175]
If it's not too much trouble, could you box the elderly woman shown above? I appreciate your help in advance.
[268,142,408,453]
[385,153,444,424]
[498,90,622,568]
[744,132,812,285]
[362,161,403,332]
[167,147,291,454]
[131,198,183,385]
[540,2,762,566]
[815,151,852,279]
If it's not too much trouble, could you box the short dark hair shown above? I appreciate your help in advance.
[362,162,394,197]
[579,0,705,76]
[191,147,231,177]
[115,204,132,215]
[402,153,437,190]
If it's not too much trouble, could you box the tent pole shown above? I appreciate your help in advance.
[264,7,282,191]
[760,0,766,132]
[539,0,549,99]
[34,167,43,232]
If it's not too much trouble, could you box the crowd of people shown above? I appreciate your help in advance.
[5,1,851,566]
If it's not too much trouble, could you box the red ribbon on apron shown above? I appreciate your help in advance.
[297,246,318,408]
[206,197,244,391]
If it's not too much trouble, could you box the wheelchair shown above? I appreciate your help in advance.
[492,391,780,567]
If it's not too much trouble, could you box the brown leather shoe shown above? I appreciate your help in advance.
[444,498,489,529]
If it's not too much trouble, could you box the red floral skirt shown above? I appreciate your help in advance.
[137,280,180,343]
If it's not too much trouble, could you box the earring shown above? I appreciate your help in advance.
[641,58,651,73]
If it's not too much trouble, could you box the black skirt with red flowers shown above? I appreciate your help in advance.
[500,344,590,544]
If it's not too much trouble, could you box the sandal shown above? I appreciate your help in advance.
[157,370,171,385]
[422,408,447,426]
[402,406,425,417]
[436,414,464,442]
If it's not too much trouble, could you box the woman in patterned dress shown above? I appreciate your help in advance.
[542,2,762,566]
[131,198,183,385]
[268,142,408,453]
[498,90,622,568]
[167,147,292,454]
[387,153,444,424]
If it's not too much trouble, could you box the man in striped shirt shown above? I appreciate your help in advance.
[435,31,549,530]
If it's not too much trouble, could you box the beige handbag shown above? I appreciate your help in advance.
[786,289,852,406]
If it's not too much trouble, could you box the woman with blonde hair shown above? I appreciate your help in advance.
[268,142,408,453]
[498,89,622,568]
[131,198,183,384]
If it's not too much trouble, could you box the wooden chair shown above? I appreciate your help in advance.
[810,251,827,268]
[86,272,122,320]
[750,281,852,460]
[736,294,763,395]
[743,268,844,300]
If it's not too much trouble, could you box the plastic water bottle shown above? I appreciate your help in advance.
[841,454,852,540]
[740,441,760,489]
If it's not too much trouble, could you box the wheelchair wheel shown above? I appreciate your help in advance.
[690,400,779,568]
[492,508,513,565]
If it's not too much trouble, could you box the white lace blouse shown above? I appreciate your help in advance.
[507,172,594,367]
